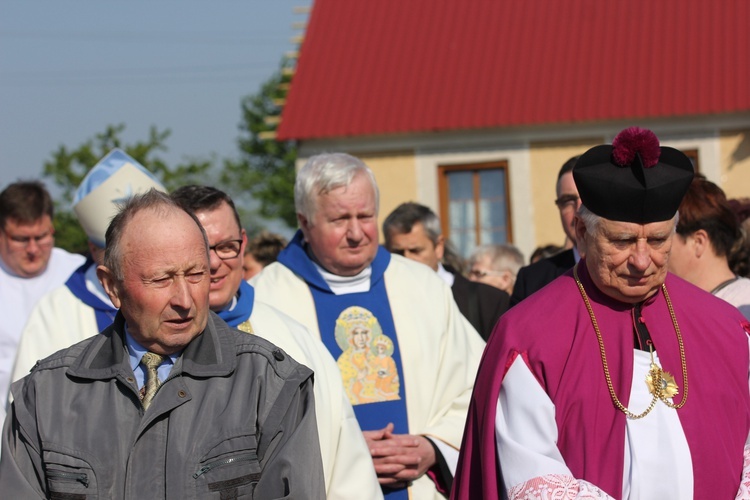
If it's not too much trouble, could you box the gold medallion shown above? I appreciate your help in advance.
[646,365,679,399]
[573,263,688,419]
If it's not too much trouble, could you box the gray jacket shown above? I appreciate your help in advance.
[0,311,325,499]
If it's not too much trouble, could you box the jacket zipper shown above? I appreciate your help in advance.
[193,452,259,479]
[47,470,89,488]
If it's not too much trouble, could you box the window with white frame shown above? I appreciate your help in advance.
[438,161,512,258]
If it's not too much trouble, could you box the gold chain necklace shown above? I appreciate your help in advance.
[573,263,688,419]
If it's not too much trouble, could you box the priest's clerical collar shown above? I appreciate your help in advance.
[303,239,373,294]
[313,261,372,295]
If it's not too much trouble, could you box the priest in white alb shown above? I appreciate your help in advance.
[252,152,485,499]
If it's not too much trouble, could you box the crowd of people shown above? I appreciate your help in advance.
[1,126,750,499]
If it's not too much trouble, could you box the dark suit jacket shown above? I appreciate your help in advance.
[449,267,509,341]
[510,248,576,307]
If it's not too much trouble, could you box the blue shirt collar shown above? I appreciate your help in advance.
[124,325,180,389]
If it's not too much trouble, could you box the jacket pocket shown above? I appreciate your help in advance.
[193,434,261,499]
[44,452,98,500]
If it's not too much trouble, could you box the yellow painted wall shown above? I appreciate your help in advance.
[355,151,417,238]
[297,126,750,259]
[528,138,602,248]
[719,129,750,199]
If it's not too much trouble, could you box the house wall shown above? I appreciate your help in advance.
[295,116,750,263]
[355,151,417,230]
[413,144,534,258]
[719,128,750,200]
[527,138,602,249]
[298,138,538,259]
[293,151,418,242]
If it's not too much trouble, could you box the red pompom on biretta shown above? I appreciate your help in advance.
[573,126,694,223]
[611,126,661,168]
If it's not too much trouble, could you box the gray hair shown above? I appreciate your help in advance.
[577,204,679,237]
[294,153,380,222]
[104,189,208,280]
[576,205,601,235]
[469,244,525,275]
[382,202,442,247]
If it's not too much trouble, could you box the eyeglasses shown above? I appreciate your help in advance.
[209,239,243,260]
[468,268,505,280]
[554,194,580,211]
[6,231,55,248]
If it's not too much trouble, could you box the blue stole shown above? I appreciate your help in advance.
[279,232,410,498]
[65,259,117,332]
[217,280,255,327]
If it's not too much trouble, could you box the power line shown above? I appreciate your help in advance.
[0,72,276,87]
[3,61,281,78]
[0,61,286,87]
[0,30,290,46]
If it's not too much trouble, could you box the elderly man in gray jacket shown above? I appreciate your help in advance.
[0,190,324,499]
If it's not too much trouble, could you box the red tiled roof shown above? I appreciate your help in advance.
[278,0,750,141]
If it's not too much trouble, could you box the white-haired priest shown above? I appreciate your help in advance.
[453,127,750,500]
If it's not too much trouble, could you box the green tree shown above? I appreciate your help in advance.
[44,124,215,253]
[220,60,298,230]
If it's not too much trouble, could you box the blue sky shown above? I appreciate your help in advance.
[0,0,309,198]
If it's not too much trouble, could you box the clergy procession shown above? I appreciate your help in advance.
[2,125,750,499]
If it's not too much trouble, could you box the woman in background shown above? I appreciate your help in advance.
[668,174,750,320]
[243,230,288,280]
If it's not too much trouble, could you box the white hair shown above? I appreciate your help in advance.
[294,153,380,222]
[576,205,601,234]
[469,244,525,275]
[577,204,679,237]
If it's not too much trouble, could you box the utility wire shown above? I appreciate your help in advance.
[0,30,289,46]
[3,61,281,78]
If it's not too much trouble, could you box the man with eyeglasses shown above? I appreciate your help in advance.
[2,189,325,498]
[0,181,84,421]
[382,202,508,341]
[454,127,750,499]
[171,185,381,500]
[466,244,525,295]
[11,150,165,389]
[509,155,582,306]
